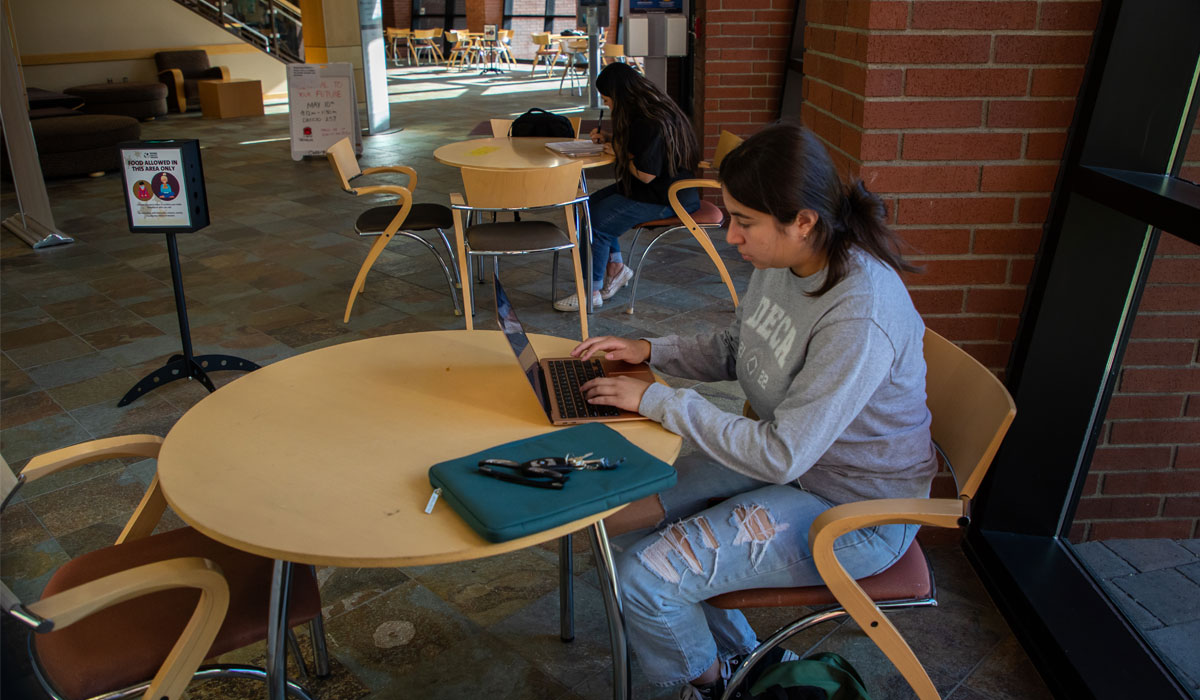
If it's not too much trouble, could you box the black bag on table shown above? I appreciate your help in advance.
[509,108,575,138]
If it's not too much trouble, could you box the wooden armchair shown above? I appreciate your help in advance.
[707,330,1017,700]
[1,436,327,700]
[530,32,562,77]
[326,137,461,322]
[450,161,591,339]
[154,50,230,113]
[623,131,744,313]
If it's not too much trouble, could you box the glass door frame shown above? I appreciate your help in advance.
[963,1,1200,698]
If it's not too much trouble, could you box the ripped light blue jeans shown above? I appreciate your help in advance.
[612,455,919,688]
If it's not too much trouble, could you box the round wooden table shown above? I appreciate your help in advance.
[433,135,613,171]
[158,330,680,699]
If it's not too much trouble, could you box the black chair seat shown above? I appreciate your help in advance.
[466,221,572,254]
[355,202,454,234]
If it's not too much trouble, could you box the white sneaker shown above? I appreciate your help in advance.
[600,263,635,300]
[553,290,602,312]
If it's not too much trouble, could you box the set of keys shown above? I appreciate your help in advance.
[475,453,626,489]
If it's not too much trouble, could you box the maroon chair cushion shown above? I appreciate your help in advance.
[34,527,320,700]
[638,198,723,229]
[706,539,932,610]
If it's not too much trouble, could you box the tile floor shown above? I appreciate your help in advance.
[1073,538,1200,695]
[1,65,1054,699]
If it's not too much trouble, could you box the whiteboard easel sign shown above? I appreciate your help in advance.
[118,140,209,233]
[288,63,361,160]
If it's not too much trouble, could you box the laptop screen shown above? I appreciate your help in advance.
[493,275,550,413]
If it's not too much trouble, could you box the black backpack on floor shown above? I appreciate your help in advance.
[509,108,574,138]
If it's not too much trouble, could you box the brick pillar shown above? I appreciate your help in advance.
[796,0,1102,372]
[381,0,409,29]
[465,0,503,32]
[693,0,793,161]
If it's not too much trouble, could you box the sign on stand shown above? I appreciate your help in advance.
[287,62,361,160]
[119,140,209,232]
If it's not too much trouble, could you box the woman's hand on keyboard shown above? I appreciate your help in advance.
[580,376,650,413]
[571,336,651,364]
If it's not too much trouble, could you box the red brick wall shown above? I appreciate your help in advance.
[802,0,1101,373]
[1072,121,1200,542]
[382,0,409,30]
[693,0,793,161]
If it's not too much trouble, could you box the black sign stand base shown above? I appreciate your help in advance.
[118,233,260,407]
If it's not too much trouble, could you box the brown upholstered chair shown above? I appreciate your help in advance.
[1,436,328,700]
[706,329,1016,700]
[154,50,230,113]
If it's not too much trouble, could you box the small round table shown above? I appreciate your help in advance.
[157,330,680,700]
[433,135,613,171]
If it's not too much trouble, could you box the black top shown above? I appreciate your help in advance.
[622,116,693,205]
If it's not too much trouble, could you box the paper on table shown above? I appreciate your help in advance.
[546,141,606,157]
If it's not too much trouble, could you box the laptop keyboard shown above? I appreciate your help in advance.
[547,359,620,419]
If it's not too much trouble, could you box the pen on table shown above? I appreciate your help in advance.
[596,109,605,142]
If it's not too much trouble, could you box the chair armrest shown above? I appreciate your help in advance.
[666,179,739,308]
[27,557,229,700]
[350,184,413,204]
[697,160,713,170]
[21,435,163,484]
[809,497,966,545]
[808,498,953,700]
[360,165,418,190]
[157,69,186,113]
[116,474,168,545]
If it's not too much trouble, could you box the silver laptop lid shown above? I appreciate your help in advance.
[493,274,551,416]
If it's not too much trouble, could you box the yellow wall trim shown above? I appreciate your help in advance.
[21,43,263,66]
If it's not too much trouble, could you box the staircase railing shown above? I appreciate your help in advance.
[171,0,303,63]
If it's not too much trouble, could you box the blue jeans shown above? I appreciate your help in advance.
[586,184,701,286]
[612,455,918,687]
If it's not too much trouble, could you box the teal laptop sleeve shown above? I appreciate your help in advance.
[428,423,677,542]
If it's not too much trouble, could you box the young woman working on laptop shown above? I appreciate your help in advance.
[570,123,937,700]
[553,62,701,312]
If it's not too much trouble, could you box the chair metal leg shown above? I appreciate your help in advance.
[309,614,331,677]
[626,227,677,315]
[551,251,560,300]
[42,664,318,700]
[716,598,938,700]
[395,232,462,316]
[434,227,461,288]
[286,628,308,678]
[589,521,630,700]
[559,534,574,642]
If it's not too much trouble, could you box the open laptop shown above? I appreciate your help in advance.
[494,275,654,425]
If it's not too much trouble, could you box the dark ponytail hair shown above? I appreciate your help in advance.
[596,62,698,194]
[718,122,918,296]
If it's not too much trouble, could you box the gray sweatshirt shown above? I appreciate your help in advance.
[638,249,937,505]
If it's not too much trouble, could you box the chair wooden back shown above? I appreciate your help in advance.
[490,118,513,137]
[460,161,585,210]
[712,130,744,170]
[922,329,1016,501]
[0,454,18,510]
[325,137,361,191]
[385,27,408,40]
[490,116,582,138]
[602,43,625,58]
[412,28,436,40]
[532,32,552,47]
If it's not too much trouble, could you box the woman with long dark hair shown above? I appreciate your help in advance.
[553,62,701,311]
[570,123,935,699]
